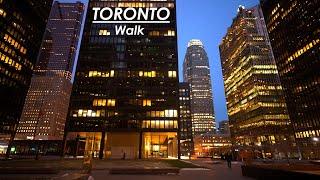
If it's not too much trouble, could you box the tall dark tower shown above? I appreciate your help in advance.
[183,39,216,135]
[0,0,52,154]
[261,0,320,159]
[15,1,84,141]
[179,82,194,157]
[64,0,180,159]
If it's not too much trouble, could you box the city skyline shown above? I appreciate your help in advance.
[0,0,319,179]
[58,0,260,124]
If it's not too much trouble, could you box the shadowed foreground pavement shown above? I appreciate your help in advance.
[0,159,253,180]
[90,160,253,180]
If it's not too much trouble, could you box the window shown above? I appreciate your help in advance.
[107,99,116,107]
[149,31,160,36]
[88,70,115,77]
[93,99,116,107]
[139,71,156,78]
[0,9,6,17]
[99,29,111,36]
[164,30,175,36]
[143,99,152,106]
[168,71,177,78]
[147,110,178,118]
[93,99,106,106]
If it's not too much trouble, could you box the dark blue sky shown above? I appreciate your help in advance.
[59,0,259,124]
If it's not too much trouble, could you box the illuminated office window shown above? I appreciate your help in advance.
[165,30,176,36]
[107,99,116,107]
[93,99,107,107]
[0,8,6,17]
[99,29,111,36]
[139,71,156,78]
[168,71,177,78]
[143,99,152,106]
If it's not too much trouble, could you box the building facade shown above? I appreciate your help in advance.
[15,2,84,140]
[183,39,216,135]
[218,120,230,135]
[64,0,180,159]
[260,0,320,159]
[0,0,53,154]
[220,6,297,159]
[194,133,232,158]
[179,82,194,158]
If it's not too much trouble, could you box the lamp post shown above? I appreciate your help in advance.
[312,137,319,159]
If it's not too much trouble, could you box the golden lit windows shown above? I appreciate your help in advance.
[0,8,6,17]
[139,71,156,78]
[165,109,178,117]
[142,120,178,129]
[146,109,178,118]
[118,2,146,8]
[99,29,110,36]
[168,71,177,78]
[164,30,175,37]
[287,39,319,63]
[72,109,118,118]
[3,34,27,54]
[88,70,115,77]
[143,99,152,106]
[149,31,160,36]
[107,99,116,107]
[93,99,106,106]
[149,30,175,37]
[0,52,22,70]
[93,99,116,107]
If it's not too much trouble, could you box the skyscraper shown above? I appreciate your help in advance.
[220,6,295,159]
[64,0,179,159]
[179,82,194,158]
[218,120,230,135]
[0,0,53,154]
[261,0,320,159]
[183,39,216,135]
[15,2,84,140]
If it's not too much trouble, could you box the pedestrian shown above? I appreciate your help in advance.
[226,153,232,168]
[88,175,94,180]
[122,152,126,160]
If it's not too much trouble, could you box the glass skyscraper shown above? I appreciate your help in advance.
[15,2,84,141]
[261,0,320,159]
[220,6,295,159]
[64,0,179,159]
[183,39,216,135]
[0,0,52,154]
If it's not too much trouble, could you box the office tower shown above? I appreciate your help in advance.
[218,120,230,135]
[179,82,194,158]
[261,0,320,159]
[183,39,216,135]
[0,0,53,153]
[15,2,84,140]
[64,0,179,159]
[220,6,296,159]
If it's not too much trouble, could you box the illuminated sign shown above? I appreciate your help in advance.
[92,7,171,36]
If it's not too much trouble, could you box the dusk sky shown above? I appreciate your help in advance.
[59,0,259,124]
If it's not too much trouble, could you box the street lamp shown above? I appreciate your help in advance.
[311,137,319,159]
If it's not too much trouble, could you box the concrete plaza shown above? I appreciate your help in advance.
[89,160,252,180]
[0,159,252,180]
